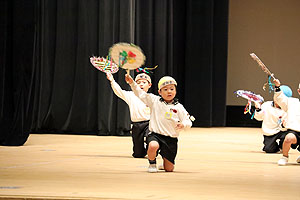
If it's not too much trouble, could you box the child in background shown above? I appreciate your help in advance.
[273,79,300,165]
[254,86,292,153]
[106,72,152,158]
[125,74,192,173]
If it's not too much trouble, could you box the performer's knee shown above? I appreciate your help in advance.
[164,165,174,172]
[284,133,297,144]
[148,141,159,151]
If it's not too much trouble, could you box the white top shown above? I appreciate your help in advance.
[110,80,150,122]
[274,90,300,132]
[254,101,287,136]
[130,82,192,138]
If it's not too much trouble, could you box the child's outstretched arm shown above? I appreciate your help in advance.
[273,78,288,112]
[106,72,114,82]
[125,74,134,84]
[273,78,281,87]
[125,74,156,107]
[106,72,130,103]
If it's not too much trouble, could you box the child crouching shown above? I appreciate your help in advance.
[125,74,192,172]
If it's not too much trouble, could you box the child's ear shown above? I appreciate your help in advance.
[158,89,161,95]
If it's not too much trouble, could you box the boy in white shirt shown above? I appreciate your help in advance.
[125,74,192,172]
[254,87,291,153]
[106,72,152,158]
[273,79,300,165]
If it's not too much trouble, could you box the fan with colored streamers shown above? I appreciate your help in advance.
[235,90,264,115]
[109,43,146,74]
[250,53,275,79]
[90,56,119,74]
[250,53,276,92]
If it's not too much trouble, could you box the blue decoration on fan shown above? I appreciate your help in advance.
[135,65,158,74]
[251,111,255,120]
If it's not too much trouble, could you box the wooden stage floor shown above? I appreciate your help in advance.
[1,127,300,200]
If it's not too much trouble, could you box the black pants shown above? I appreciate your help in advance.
[263,134,281,153]
[131,121,149,158]
[146,132,178,164]
[263,131,288,153]
[262,130,300,153]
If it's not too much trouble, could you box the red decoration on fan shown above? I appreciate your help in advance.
[90,56,119,74]
[235,89,264,115]
[128,51,136,58]
[235,90,264,103]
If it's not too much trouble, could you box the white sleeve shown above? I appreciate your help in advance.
[129,81,156,107]
[110,80,130,103]
[274,91,288,112]
[178,105,192,129]
[254,103,266,121]
[254,109,264,121]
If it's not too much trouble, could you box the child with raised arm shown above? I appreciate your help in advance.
[106,72,152,158]
[254,88,291,153]
[273,79,300,165]
[125,74,192,173]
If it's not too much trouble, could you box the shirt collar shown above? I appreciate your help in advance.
[159,97,179,105]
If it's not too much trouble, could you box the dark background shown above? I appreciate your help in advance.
[0,0,247,146]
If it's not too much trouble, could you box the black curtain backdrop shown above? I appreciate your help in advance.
[0,0,228,145]
[31,0,133,136]
[185,1,228,126]
[0,1,35,145]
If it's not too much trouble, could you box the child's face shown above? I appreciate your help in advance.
[158,84,177,103]
[136,79,151,92]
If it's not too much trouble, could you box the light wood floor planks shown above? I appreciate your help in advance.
[1,127,300,200]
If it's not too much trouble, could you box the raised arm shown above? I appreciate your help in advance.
[273,79,288,112]
[125,74,156,107]
[107,72,129,102]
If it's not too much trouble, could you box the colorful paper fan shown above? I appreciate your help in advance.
[109,43,146,70]
[90,56,119,74]
[235,90,264,115]
[250,53,275,79]
[235,90,264,103]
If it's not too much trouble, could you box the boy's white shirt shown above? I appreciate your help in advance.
[130,81,192,138]
[254,101,287,136]
[110,80,150,122]
[274,90,300,132]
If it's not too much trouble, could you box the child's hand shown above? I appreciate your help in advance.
[254,101,262,109]
[175,122,184,130]
[125,74,133,84]
[273,79,281,87]
[106,72,114,82]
